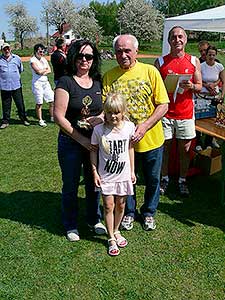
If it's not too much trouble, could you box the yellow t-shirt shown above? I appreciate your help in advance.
[102,61,169,152]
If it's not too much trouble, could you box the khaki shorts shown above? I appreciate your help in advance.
[162,117,196,140]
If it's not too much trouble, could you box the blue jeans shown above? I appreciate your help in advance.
[125,146,163,218]
[58,133,102,231]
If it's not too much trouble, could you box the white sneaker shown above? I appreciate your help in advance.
[66,229,80,242]
[39,120,47,127]
[50,117,54,122]
[88,222,107,235]
[212,138,220,148]
[121,216,134,231]
[142,216,156,231]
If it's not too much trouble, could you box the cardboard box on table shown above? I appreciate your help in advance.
[195,148,222,175]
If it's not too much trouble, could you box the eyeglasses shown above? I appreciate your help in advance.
[77,53,94,61]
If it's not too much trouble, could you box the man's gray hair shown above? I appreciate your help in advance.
[168,26,187,42]
[113,34,139,50]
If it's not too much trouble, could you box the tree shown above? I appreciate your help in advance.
[5,2,38,49]
[42,0,77,32]
[118,0,164,42]
[70,8,103,43]
[152,0,168,15]
[152,0,225,17]
[89,1,121,36]
[1,32,6,42]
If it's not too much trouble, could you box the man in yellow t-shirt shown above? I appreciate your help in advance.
[102,34,169,231]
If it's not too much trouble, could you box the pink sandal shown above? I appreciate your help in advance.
[108,238,120,256]
[114,231,128,248]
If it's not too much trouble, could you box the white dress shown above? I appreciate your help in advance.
[91,120,135,195]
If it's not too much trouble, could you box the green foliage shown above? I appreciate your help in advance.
[89,0,122,36]
[11,48,33,57]
[153,0,225,17]
[152,0,168,15]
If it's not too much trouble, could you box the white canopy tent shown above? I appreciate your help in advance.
[162,5,225,55]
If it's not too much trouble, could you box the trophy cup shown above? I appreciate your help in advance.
[77,96,93,130]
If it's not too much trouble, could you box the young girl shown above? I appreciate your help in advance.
[90,93,136,256]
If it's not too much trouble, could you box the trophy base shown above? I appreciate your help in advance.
[77,120,90,130]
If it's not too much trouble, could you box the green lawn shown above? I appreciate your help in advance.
[0,60,224,300]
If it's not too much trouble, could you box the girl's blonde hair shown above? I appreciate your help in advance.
[102,93,127,154]
[104,93,127,115]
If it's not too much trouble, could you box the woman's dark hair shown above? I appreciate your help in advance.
[206,45,217,55]
[34,43,46,54]
[66,39,101,81]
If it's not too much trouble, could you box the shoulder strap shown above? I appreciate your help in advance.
[158,56,164,67]
[191,55,196,67]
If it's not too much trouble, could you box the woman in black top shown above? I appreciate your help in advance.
[54,40,106,241]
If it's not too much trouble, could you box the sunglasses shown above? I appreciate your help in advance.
[77,53,94,61]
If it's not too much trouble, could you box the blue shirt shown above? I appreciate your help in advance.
[0,53,23,91]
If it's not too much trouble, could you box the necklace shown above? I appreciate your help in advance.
[74,75,92,88]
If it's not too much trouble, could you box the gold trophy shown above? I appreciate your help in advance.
[78,96,93,129]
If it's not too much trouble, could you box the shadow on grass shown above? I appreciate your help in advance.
[26,108,52,121]
[0,190,63,235]
[26,108,36,119]
[158,175,225,232]
[0,190,106,244]
[6,118,37,126]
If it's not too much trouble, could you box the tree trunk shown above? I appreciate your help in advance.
[20,32,24,49]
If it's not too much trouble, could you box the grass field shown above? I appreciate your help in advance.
[0,59,224,300]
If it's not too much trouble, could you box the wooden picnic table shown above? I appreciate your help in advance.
[195,118,225,205]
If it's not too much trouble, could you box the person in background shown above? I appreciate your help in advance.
[201,46,225,100]
[0,43,30,129]
[90,93,136,256]
[155,26,202,197]
[198,40,220,64]
[195,45,225,151]
[54,39,107,242]
[103,34,169,232]
[30,43,54,127]
[51,38,67,86]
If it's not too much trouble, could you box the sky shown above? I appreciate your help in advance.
[0,0,103,40]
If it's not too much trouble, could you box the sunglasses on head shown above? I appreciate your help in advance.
[77,53,94,61]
